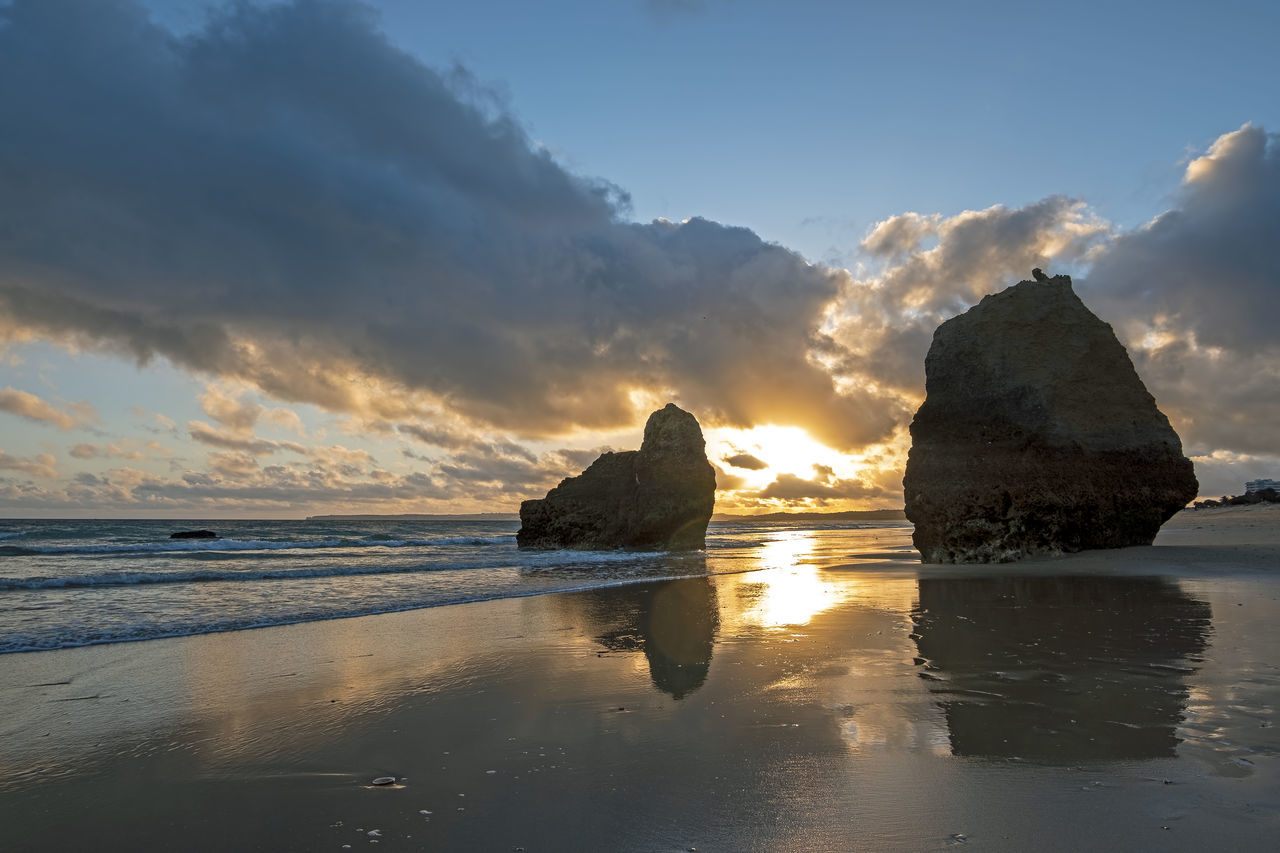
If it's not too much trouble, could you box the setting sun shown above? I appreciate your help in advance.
[708,425,848,483]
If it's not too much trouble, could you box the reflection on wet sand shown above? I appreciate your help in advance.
[913,575,1212,762]
[574,576,720,699]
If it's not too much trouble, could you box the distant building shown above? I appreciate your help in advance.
[1246,478,1280,494]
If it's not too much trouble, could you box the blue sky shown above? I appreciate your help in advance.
[1,0,1277,516]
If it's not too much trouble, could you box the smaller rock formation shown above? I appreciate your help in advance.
[517,403,715,550]
[1031,267,1050,282]
[170,529,218,539]
[903,272,1198,563]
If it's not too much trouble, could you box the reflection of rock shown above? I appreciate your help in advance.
[579,577,720,699]
[903,275,1198,563]
[913,575,1211,761]
[518,404,716,550]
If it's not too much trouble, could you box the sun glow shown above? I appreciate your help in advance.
[708,424,852,487]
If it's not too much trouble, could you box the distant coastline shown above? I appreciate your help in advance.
[304,512,521,521]
[306,509,908,523]
[712,509,906,522]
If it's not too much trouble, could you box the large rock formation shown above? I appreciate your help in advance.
[903,273,1198,563]
[517,403,716,550]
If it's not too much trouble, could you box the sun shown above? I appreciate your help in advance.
[706,424,855,489]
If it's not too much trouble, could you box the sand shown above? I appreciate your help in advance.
[1,507,1278,851]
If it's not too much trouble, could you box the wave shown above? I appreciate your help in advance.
[0,562,454,590]
[0,534,512,557]
[0,531,25,541]
[0,567,721,654]
[0,545,669,590]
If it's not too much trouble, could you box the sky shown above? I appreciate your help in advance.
[0,0,1277,518]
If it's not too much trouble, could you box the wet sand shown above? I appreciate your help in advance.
[2,508,1278,851]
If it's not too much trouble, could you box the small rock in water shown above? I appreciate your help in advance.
[170,529,217,539]
[370,776,396,786]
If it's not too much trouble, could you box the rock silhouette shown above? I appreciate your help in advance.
[903,273,1198,562]
[517,403,716,550]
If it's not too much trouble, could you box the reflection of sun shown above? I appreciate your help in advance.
[738,531,849,628]
[760,529,814,570]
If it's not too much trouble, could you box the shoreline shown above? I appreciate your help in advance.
[2,508,1277,849]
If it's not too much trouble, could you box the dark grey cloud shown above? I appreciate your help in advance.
[1085,125,1280,352]
[0,0,891,451]
[713,463,747,491]
[397,423,473,451]
[723,452,767,470]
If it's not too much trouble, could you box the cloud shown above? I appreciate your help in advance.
[0,0,893,451]
[817,124,1280,496]
[712,463,747,491]
[1081,123,1280,458]
[1186,448,1280,500]
[200,384,305,436]
[0,386,97,430]
[68,442,146,460]
[722,452,768,470]
[187,421,287,455]
[0,449,457,512]
[397,422,473,451]
[756,464,886,504]
[824,196,1112,400]
[435,443,602,493]
[0,451,58,479]
[208,450,261,478]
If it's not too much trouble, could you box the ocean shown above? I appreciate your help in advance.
[0,518,915,654]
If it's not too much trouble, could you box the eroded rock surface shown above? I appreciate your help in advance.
[903,273,1198,563]
[517,403,715,550]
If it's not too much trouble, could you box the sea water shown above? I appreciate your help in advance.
[0,518,913,653]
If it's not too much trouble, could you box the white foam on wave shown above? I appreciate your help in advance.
[0,560,467,590]
[428,536,513,546]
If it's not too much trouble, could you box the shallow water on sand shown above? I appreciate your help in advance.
[1,524,1278,850]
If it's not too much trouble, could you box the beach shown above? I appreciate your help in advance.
[2,508,1278,851]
